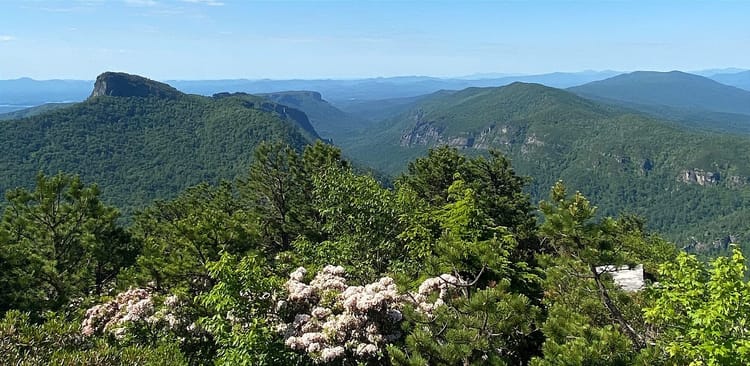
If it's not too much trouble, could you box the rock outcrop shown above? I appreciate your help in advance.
[89,72,183,99]
[684,235,737,252]
[212,92,319,138]
[679,169,721,186]
[399,111,536,150]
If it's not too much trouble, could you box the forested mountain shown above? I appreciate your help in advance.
[339,82,750,248]
[569,71,750,116]
[709,70,750,91]
[0,72,320,216]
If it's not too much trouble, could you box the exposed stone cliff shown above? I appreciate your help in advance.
[679,169,721,186]
[89,72,183,99]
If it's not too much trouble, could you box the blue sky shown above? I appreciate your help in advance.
[0,0,748,80]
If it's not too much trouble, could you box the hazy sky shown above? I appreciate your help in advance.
[1,0,748,80]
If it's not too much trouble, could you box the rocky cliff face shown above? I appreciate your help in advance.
[684,234,737,252]
[679,169,721,186]
[678,168,750,188]
[259,101,318,138]
[212,92,319,138]
[399,110,537,150]
[89,72,183,99]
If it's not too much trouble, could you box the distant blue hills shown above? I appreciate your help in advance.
[1,69,748,115]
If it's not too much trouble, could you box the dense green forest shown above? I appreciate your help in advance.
[5,73,750,255]
[0,73,319,217]
[336,82,750,251]
[2,141,750,365]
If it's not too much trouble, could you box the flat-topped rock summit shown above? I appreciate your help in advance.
[90,72,183,99]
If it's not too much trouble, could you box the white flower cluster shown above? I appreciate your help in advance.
[281,266,466,363]
[149,294,195,332]
[281,265,403,363]
[409,274,466,315]
[81,289,198,340]
[81,287,154,338]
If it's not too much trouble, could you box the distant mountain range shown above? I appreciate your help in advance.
[0,70,622,113]
[165,70,624,102]
[6,69,750,115]
[0,78,91,111]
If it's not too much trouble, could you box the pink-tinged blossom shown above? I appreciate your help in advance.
[290,267,307,281]
[320,346,345,362]
[280,267,406,363]
[321,265,346,276]
[81,288,195,339]
[81,287,154,337]
[311,306,331,319]
[280,267,465,363]
[286,280,314,301]
[285,336,303,350]
[417,274,463,296]
[307,342,323,353]
[164,294,179,307]
[301,320,321,333]
[355,343,378,357]
[309,266,348,293]
[367,333,384,344]
[301,332,326,345]
[409,274,465,318]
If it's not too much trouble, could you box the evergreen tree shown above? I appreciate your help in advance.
[0,173,135,314]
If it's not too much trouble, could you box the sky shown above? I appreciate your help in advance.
[0,0,748,80]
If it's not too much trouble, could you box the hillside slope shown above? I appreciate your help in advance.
[0,72,320,215]
[340,82,750,247]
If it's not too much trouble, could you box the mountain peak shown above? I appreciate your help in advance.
[569,70,750,115]
[89,72,183,99]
